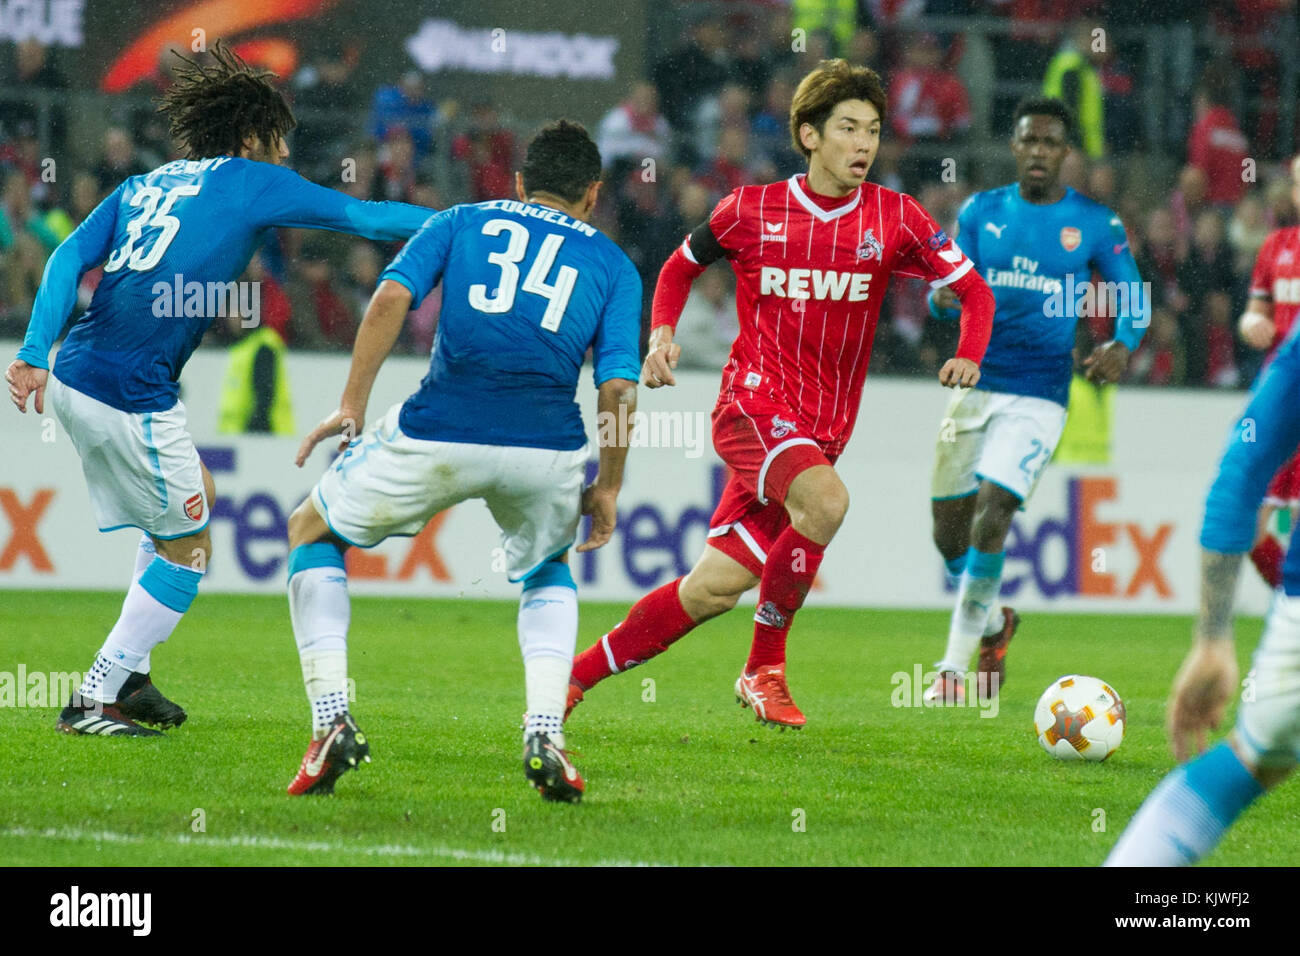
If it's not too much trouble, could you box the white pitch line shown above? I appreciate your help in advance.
[0,826,669,867]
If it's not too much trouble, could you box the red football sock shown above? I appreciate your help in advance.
[570,578,697,690]
[746,527,825,673]
[1250,536,1284,589]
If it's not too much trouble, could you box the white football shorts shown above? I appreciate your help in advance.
[1235,591,1300,769]
[48,374,210,540]
[311,402,588,581]
[930,387,1067,503]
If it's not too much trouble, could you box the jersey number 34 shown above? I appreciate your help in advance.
[468,218,577,332]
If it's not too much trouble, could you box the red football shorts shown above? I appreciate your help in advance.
[1265,447,1300,505]
[705,396,834,577]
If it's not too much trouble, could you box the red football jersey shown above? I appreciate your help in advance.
[697,174,977,456]
[1249,226,1300,354]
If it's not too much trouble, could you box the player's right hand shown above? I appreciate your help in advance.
[1167,638,1239,762]
[295,406,365,467]
[933,287,959,312]
[938,357,979,388]
[1239,311,1275,350]
[642,327,681,388]
[5,360,47,414]
[577,484,618,551]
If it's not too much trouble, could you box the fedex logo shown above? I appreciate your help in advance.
[759,266,873,302]
[953,476,1174,600]
[201,447,451,583]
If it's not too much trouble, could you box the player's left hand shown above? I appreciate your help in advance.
[1167,638,1239,762]
[295,406,365,467]
[5,359,47,414]
[1083,340,1131,385]
[577,484,618,552]
[938,357,979,388]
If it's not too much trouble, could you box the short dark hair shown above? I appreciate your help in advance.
[521,120,602,205]
[790,59,888,159]
[157,39,296,159]
[1011,96,1074,141]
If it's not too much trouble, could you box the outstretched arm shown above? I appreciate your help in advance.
[295,279,410,465]
[579,377,637,552]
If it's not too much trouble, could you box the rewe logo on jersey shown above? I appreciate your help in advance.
[759,266,873,301]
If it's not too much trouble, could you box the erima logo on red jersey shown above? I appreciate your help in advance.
[759,267,873,301]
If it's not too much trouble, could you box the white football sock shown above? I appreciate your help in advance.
[289,565,351,738]
[131,536,156,674]
[80,555,200,703]
[518,585,577,749]
[937,551,1004,674]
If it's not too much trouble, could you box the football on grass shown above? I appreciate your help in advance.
[1033,675,1126,761]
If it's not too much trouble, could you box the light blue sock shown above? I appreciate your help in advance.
[937,547,1003,673]
[1105,743,1265,866]
[944,553,966,589]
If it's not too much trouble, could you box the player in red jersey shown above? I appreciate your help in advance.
[1239,154,1300,589]
[564,59,996,728]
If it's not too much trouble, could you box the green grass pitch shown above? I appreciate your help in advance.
[1,590,1293,866]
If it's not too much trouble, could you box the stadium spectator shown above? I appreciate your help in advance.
[1136,207,1186,315]
[651,12,730,139]
[791,0,860,55]
[370,70,437,162]
[596,82,671,170]
[377,126,420,204]
[287,240,357,350]
[673,264,738,370]
[730,22,773,102]
[0,168,58,253]
[0,39,67,152]
[1170,164,1209,258]
[290,40,362,179]
[216,258,295,435]
[751,74,804,178]
[1128,305,1184,386]
[1179,210,1240,386]
[42,171,102,244]
[697,127,766,201]
[693,83,751,170]
[1042,19,1108,159]
[338,143,381,201]
[93,127,150,194]
[1228,193,1271,276]
[450,102,516,202]
[887,33,972,143]
[1188,68,1250,208]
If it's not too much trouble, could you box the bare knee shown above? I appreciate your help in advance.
[288,499,328,550]
[153,527,210,569]
[679,550,758,621]
[785,467,849,543]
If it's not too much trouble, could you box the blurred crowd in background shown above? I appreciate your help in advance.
[0,0,1297,391]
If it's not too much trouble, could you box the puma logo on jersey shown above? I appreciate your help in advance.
[984,222,1007,238]
[759,266,873,301]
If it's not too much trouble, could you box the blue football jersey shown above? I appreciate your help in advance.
[380,199,642,451]
[1201,323,1300,596]
[934,185,1147,406]
[18,157,430,411]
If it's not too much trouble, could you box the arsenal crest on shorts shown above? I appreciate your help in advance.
[184,493,204,521]
[1060,227,1082,252]
[856,227,883,262]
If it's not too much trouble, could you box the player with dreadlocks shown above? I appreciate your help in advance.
[5,41,432,738]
